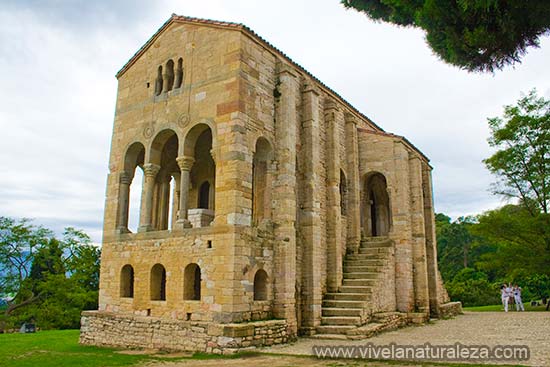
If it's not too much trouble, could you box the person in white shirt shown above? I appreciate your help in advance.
[501,284,509,312]
[513,285,525,311]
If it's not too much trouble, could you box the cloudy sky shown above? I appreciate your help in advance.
[1,0,549,243]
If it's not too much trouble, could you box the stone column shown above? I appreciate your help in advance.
[299,82,323,334]
[272,64,299,334]
[391,143,414,312]
[344,114,361,254]
[422,162,440,317]
[171,172,181,229]
[325,100,343,293]
[158,177,170,230]
[138,163,160,232]
[176,156,195,228]
[116,171,132,233]
[409,156,430,314]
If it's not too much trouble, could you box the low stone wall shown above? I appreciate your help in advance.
[438,301,463,318]
[80,311,290,354]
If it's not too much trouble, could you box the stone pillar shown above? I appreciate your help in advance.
[422,162,440,317]
[325,100,343,292]
[272,65,299,334]
[116,171,132,233]
[171,172,181,229]
[138,163,160,232]
[409,156,430,314]
[176,156,195,228]
[299,82,323,334]
[391,143,415,312]
[158,178,170,230]
[344,114,361,254]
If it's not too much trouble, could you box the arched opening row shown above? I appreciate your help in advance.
[155,58,184,96]
[119,264,268,302]
[118,125,215,233]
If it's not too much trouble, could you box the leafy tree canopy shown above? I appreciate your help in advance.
[341,0,550,72]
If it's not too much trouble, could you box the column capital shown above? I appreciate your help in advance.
[119,171,133,185]
[176,156,195,171]
[344,112,357,125]
[302,80,320,96]
[143,163,161,178]
[324,98,341,113]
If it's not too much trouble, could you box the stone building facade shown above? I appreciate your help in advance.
[80,15,461,352]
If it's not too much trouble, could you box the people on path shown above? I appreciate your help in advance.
[513,285,525,311]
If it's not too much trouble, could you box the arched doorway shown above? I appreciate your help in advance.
[363,172,391,237]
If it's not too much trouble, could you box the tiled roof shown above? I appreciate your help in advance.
[116,14,429,162]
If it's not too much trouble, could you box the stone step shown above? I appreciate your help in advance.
[342,279,376,287]
[345,259,386,266]
[343,272,378,279]
[346,253,387,260]
[309,333,348,340]
[316,325,356,334]
[324,292,371,301]
[322,300,365,308]
[344,265,379,273]
[322,307,362,317]
[361,236,391,244]
[321,316,361,326]
[339,286,373,294]
[358,247,391,255]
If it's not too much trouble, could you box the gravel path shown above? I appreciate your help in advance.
[261,312,549,366]
[143,312,549,367]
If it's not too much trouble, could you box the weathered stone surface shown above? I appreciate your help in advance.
[83,14,457,352]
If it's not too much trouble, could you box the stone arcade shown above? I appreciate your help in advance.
[80,15,461,353]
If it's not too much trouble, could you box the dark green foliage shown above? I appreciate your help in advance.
[445,268,500,307]
[341,0,550,72]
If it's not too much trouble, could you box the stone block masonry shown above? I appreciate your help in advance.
[83,14,461,353]
[80,311,290,353]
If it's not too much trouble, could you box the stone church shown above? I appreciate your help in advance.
[80,14,461,352]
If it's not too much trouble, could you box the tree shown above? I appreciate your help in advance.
[0,217,53,331]
[484,89,550,216]
[0,218,100,331]
[341,0,550,72]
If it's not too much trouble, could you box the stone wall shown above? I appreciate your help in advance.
[80,311,289,353]
[438,302,463,318]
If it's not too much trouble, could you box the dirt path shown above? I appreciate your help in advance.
[142,312,549,367]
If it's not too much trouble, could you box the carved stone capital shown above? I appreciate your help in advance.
[176,156,195,171]
[344,112,357,125]
[302,80,320,96]
[143,163,161,178]
[119,171,133,185]
[324,99,340,113]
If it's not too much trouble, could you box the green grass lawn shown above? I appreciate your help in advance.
[0,329,164,367]
[464,303,548,312]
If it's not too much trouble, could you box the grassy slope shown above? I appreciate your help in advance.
[463,304,547,312]
[0,330,151,367]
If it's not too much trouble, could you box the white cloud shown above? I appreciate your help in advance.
[1,0,549,241]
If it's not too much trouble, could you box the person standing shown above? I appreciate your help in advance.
[501,284,509,312]
[514,285,525,311]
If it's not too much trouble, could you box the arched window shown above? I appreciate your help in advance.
[184,263,201,300]
[340,169,347,216]
[150,130,179,231]
[155,65,163,96]
[120,264,134,298]
[175,58,183,89]
[252,138,273,225]
[150,264,166,301]
[198,181,210,209]
[253,269,268,301]
[165,60,174,92]
[119,142,145,233]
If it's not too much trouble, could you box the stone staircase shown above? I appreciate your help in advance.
[315,237,395,338]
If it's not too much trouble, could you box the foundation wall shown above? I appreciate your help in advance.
[80,311,289,353]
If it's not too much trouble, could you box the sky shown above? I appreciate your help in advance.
[1,0,549,243]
